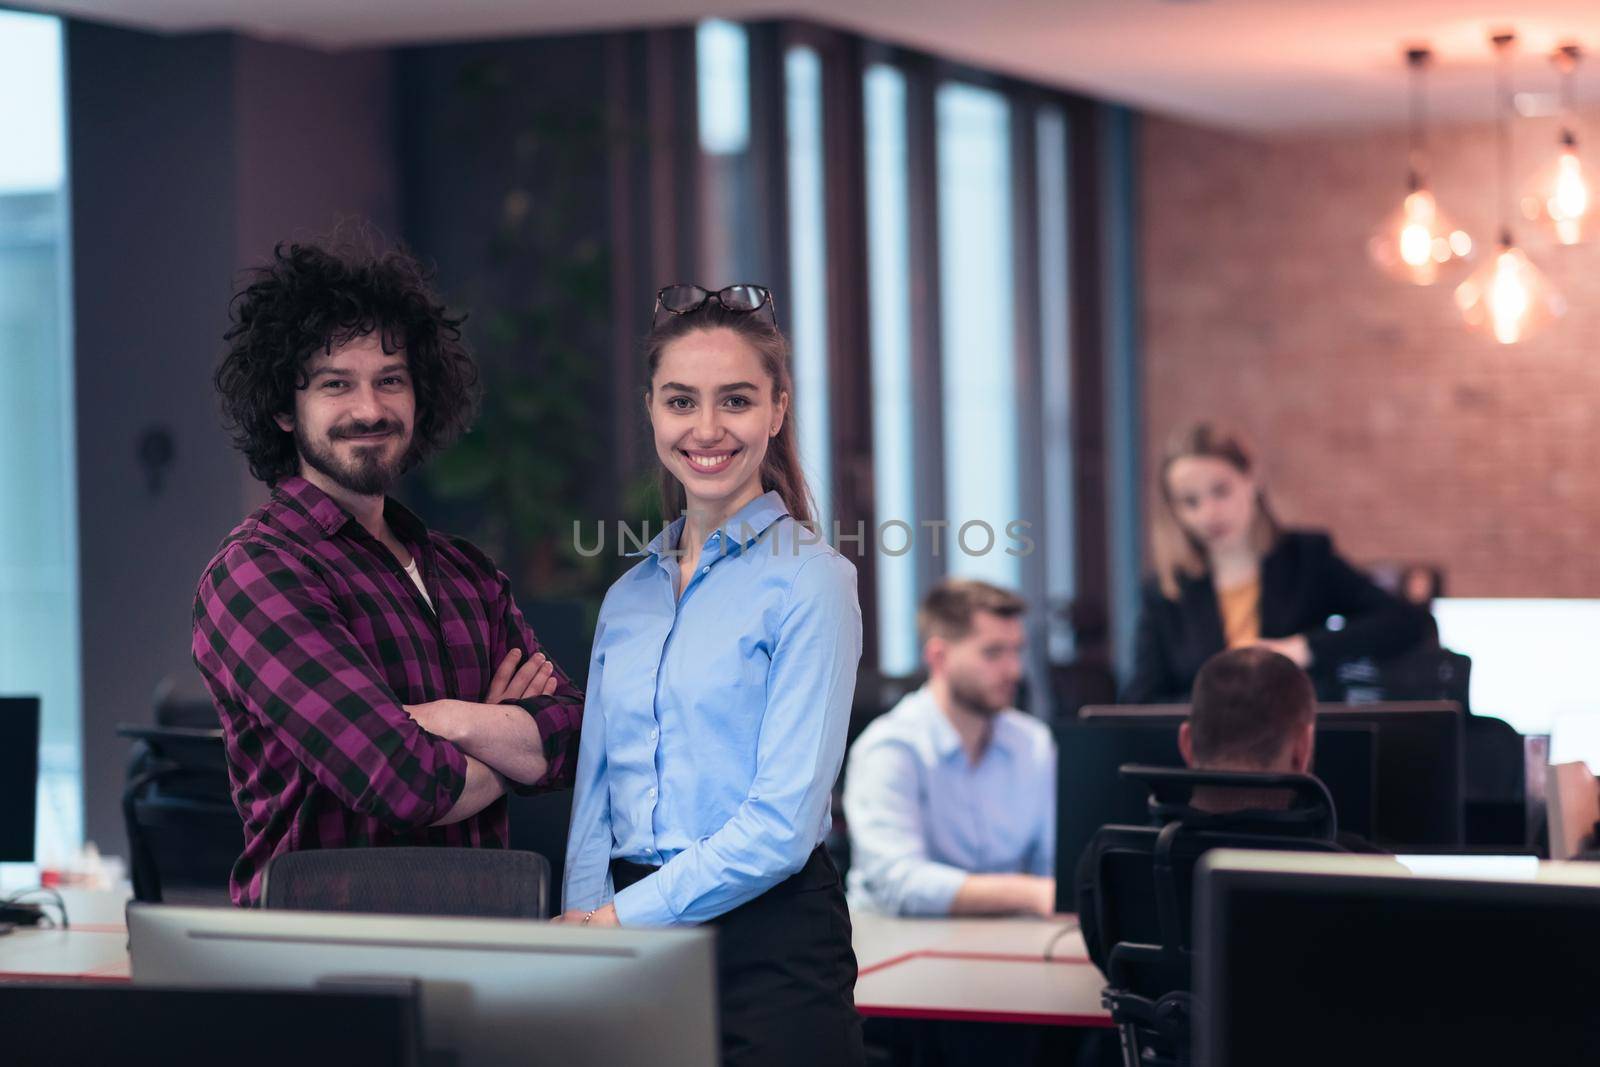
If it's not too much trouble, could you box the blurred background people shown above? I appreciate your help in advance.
[1124,421,1427,704]
[845,580,1056,918]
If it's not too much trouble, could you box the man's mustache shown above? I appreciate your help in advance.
[331,420,402,439]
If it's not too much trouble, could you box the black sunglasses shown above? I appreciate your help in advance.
[653,283,778,325]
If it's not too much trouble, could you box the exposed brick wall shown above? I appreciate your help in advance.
[1140,108,1600,596]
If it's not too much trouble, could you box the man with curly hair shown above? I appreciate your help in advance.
[192,239,583,907]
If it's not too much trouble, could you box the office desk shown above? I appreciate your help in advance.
[850,911,1112,1028]
[0,887,131,983]
[0,891,1116,1030]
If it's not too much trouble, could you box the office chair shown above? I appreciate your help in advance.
[1085,765,1346,1067]
[260,846,550,919]
[120,723,240,905]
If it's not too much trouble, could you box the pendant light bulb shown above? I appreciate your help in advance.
[1523,46,1592,245]
[1459,34,1566,344]
[1550,145,1589,239]
[1370,47,1470,284]
[1455,235,1564,344]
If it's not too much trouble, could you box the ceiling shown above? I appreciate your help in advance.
[20,0,1600,131]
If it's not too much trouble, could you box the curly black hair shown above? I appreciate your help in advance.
[216,239,480,485]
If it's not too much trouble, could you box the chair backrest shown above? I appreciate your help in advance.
[260,846,550,919]
[1546,761,1600,860]
[119,723,239,905]
[1094,824,1346,977]
[1088,766,1348,1067]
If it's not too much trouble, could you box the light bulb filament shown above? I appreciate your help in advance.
[1398,189,1443,271]
[1489,250,1530,344]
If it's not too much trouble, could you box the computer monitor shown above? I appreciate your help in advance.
[0,982,424,1067]
[1195,850,1600,1065]
[0,696,40,862]
[1054,719,1377,911]
[1080,702,1463,848]
[129,904,718,1067]
[1316,702,1462,847]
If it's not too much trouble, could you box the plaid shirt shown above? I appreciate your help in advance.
[192,476,583,906]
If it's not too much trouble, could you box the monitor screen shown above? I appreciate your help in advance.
[1056,718,1378,912]
[1432,597,1600,738]
[0,696,40,862]
[0,983,423,1067]
[1197,851,1600,1065]
[1072,702,1462,849]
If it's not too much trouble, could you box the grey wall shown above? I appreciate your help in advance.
[233,38,398,265]
[67,21,397,859]
[69,22,241,861]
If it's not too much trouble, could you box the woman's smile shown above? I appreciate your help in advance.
[681,447,742,475]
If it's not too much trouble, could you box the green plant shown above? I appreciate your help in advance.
[420,55,625,599]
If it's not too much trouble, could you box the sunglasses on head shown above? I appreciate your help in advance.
[653,283,778,326]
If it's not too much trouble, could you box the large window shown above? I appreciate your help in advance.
[696,19,756,285]
[936,83,1019,590]
[0,10,80,866]
[864,63,916,674]
[687,26,1106,684]
[785,46,832,532]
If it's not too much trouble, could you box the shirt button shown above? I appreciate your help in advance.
[648,787,657,799]
[650,728,659,742]
[701,565,710,575]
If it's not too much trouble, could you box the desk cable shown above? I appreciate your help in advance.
[1041,918,1080,961]
[0,886,70,929]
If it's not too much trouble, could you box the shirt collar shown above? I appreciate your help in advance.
[271,475,428,546]
[917,687,966,762]
[630,490,791,560]
[916,685,1019,763]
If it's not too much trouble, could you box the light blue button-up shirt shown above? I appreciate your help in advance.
[562,491,862,926]
[842,686,1056,916]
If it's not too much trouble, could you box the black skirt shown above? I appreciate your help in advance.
[612,846,865,1067]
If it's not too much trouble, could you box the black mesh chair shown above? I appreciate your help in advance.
[260,846,550,918]
[120,723,239,905]
[1085,765,1347,1067]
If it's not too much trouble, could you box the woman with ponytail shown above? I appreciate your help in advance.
[1123,420,1426,705]
[559,285,865,1066]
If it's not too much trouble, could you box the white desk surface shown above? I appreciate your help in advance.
[849,909,1111,1028]
[0,886,132,982]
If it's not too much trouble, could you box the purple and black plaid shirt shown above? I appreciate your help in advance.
[192,476,583,906]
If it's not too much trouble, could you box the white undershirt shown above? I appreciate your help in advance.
[403,557,434,612]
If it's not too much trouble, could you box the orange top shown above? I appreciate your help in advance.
[1216,578,1262,649]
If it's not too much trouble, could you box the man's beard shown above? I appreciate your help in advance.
[947,673,1011,718]
[296,418,412,496]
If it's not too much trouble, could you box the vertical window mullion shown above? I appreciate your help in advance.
[784,46,831,532]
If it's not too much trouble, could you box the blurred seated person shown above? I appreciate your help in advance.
[1123,421,1427,704]
[844,580,1056,917]
[1079,647,1382,971]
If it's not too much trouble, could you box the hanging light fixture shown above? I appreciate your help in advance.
[1457,33,1565,344]
[1521,44,1591,245]
[1370,46,1472,285]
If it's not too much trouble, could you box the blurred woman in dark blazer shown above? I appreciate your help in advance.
[1122,421,1427,705]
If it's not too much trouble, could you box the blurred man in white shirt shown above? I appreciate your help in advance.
[844,579,1056,917]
